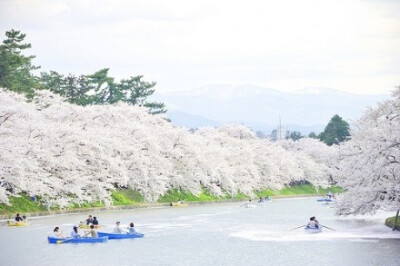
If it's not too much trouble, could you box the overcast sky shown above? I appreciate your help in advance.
[1,0,399,94]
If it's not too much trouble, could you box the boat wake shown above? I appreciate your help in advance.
[230,227,400,242]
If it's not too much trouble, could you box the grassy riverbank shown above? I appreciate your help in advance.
[0,185,343,216]
[385,215,400,231]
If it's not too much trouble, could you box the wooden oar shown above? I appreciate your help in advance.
[56,238,73,244]
[287,225,306,231]
[320,224,336,231]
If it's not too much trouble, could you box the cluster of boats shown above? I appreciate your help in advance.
[47,232,144,244]
[5,214,145,244]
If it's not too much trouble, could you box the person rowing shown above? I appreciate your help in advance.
[306,216,320,229]
[86,215,93,225]
[84,224,98,238]
[113,221,126,234]
[15,213,23,222]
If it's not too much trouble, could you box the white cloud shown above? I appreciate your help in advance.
[0,0,399,94]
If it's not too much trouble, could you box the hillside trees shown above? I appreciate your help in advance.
[39,69,166,113]
[336,87,400,215]
[308,132,318,139]
[319,114,350,145]
[289,131,302,141]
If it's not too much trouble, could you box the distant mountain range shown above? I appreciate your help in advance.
[152,85,388,135]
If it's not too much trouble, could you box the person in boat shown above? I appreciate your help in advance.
[22,215,27,221]
[84,224,98,238]
[54,227,66,238]
[86,215,93,225]
[15,213,23,222]
[258,197,264,203]
[127,222,136,234]
[265,195,270,200]
[71,226,81,238]
[113,221,125,234]
[92,216,99,226]
[327,191,333,199]
[306,216,320,229]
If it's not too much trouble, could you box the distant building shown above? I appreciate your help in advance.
[270,129,277,141]
[256,131,268,139]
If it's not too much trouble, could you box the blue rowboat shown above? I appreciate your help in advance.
[97,232,144,239]
[317,198,333,202]
[305,227,322,234]
[47,236,108,244]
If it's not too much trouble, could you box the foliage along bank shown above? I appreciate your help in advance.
[0,185,343,216]
[385,216,400,231]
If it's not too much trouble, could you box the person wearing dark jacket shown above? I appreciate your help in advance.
[15,214,23,222]
[92,217,99,225]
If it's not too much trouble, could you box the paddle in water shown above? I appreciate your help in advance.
[320,224,336,231]
[287,225,306,231]
[56,238,73,244]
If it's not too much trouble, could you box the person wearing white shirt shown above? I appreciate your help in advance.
[113,221,124,234]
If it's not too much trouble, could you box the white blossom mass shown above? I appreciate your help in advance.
[0,88,336,207]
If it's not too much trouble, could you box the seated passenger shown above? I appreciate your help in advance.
[71,226,81,238]
[54,227,66,238]
[92,216,99,225]
[127,222,136,234]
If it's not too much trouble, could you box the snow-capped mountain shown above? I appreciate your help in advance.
[152,85,389,134]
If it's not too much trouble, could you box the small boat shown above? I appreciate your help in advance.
[171,202,188,207]
[257,199,272,204]
[78,224,102,229]
[98,232,144,239]
[8,221,29,227]
[241,203,259,208]
[304,227,322,234]
[317,198,333,202]
[47,236,108,244]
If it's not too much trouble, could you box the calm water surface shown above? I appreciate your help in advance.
[0,197,399,266]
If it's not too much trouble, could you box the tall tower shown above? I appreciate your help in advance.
[277,115,285,140]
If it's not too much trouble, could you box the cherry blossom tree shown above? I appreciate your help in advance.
[335,88,400,215]
[0,88,336,207]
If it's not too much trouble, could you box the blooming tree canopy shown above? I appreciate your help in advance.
[336,88,400,215]
[0,88,335,207]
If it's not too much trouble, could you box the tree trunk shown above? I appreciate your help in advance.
[393,209,399,231]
